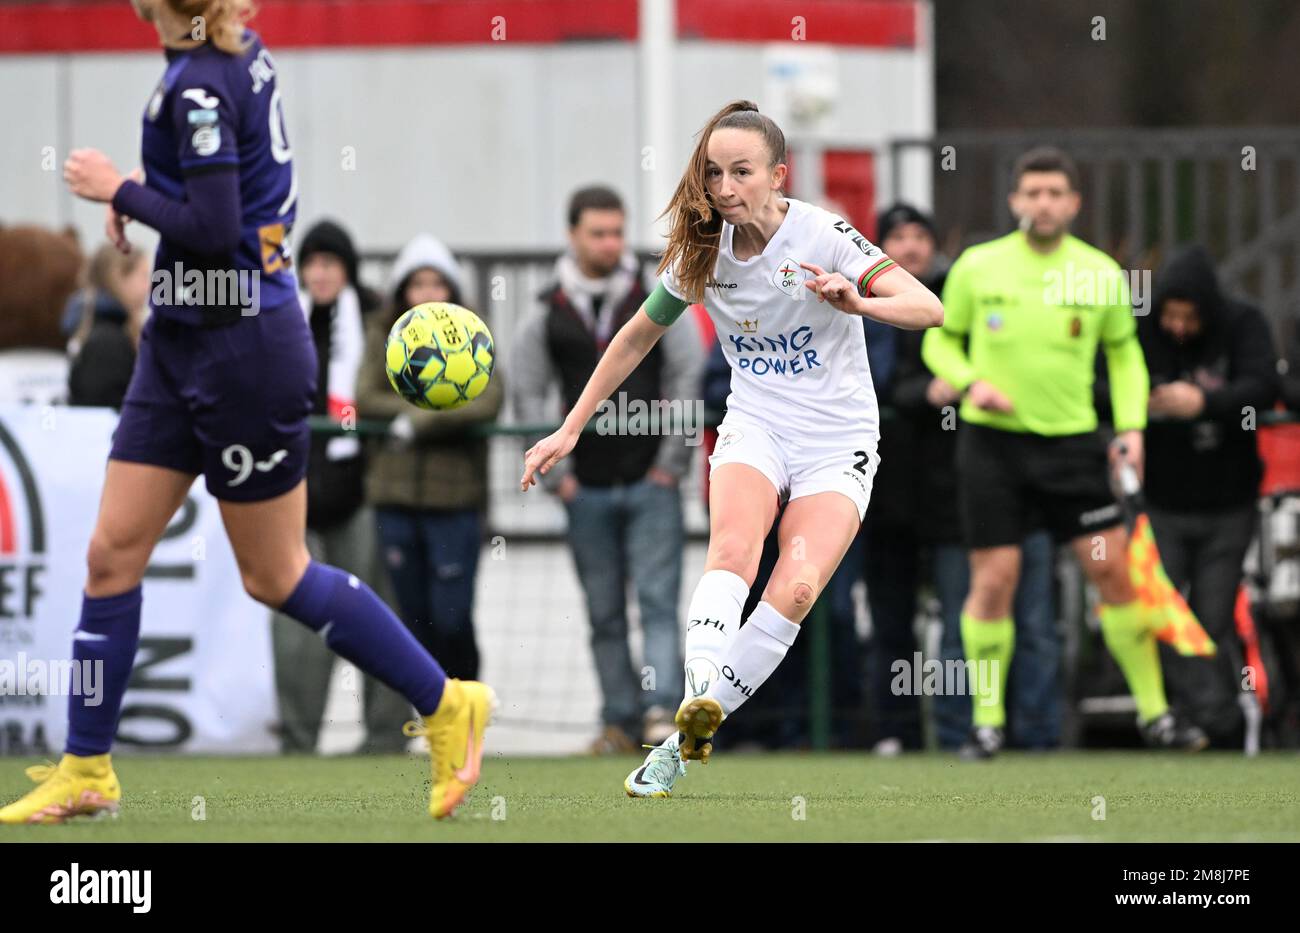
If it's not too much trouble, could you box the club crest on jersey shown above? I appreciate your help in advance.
[772,258,805,298]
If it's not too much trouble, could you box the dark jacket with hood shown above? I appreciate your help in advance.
[1282,312,1300,414]
[877,262,958,542]
[67,290,136,408]
[298,220,383,530]
[1139,245,1278,512]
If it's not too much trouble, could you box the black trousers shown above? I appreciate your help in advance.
[1147,505,1256,746]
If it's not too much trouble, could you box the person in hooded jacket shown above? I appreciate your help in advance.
[1282,310,1300,414]
[269,219,413,753]
[357,233,504,684]
[66,244,151,408]
[1139,244,1279,746]
[865,205,1061,753]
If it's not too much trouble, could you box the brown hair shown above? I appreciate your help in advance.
[71,245,148,351]
[1012,146,1080,192]
[0,223,82,351]
[164,0,255,55]
[568,185,624,229]
[656,100,787,303]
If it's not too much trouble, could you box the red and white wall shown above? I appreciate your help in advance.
[1,0,933,254]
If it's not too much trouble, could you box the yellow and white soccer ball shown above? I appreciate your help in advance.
[384,302,495,410]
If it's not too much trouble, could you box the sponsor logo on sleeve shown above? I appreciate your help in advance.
[191,125,221,157]
[832,219,883,257]
[181,88,220,109]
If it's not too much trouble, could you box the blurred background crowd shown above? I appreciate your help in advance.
[2,0,1300,756]
[4,170,1300,755]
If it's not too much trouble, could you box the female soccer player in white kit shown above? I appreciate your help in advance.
[520,101,943,797]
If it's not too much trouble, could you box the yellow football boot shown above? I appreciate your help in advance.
[403,679,497,819]
[0,754,121,825]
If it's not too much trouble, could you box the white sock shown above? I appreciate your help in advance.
[682,569,750,701]
[706,601,800,716]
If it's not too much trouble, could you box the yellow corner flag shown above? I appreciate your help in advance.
[1128,514,1216,658]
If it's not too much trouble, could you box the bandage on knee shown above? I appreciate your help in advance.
[791,564,820,606]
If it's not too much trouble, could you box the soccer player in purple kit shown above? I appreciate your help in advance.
[0,0,495,824]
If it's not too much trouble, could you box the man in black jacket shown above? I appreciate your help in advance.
[1139,244,1279,746]
[1282,312,1300,413]
[269,219,412,754]
[874,204,1060,753]
[512,186,704,752]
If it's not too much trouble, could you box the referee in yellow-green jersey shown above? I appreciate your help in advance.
[922,147,1207,757]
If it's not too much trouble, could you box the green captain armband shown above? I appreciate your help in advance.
[643,283,689,326]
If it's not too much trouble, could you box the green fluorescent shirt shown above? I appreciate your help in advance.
[921,232,1149,436]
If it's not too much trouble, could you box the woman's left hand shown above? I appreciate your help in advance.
[799,262,859,314]
[64,149,124,203]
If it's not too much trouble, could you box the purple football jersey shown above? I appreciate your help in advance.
[138,30,298,323]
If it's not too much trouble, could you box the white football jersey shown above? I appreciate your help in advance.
[662,197,897,442]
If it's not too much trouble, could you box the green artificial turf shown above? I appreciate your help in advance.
[3,751,1297,842]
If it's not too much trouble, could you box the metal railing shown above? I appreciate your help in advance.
[890,128,1300,339]
[315,409,1299,749]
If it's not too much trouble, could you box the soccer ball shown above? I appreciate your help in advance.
[384,302,495,410]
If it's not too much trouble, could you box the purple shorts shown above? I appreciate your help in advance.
[110,303,318,502]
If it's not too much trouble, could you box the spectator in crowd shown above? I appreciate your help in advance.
[828,304,895,749]
[1139,244,1279,747]
[0,224,81,405]
[858,204,937,753]
[512,185,704,753]
[357,232,503,684]
[882,203,1060,753]
[66,244,150,407]
[1282,309,1300,413]
[0,223,82,352]
[269,220,412,753]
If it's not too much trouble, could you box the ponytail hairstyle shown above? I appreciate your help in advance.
[164,0,255,55]
[655,100,788,304]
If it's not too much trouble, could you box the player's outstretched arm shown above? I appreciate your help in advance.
[799,261,942,330]
[520,304,671,490]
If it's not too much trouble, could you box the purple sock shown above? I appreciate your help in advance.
[65,585,142,757]
[281,561,446,715]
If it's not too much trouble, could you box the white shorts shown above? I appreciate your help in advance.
[707,412,878,522]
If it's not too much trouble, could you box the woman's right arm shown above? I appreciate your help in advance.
[519,302,675,489]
